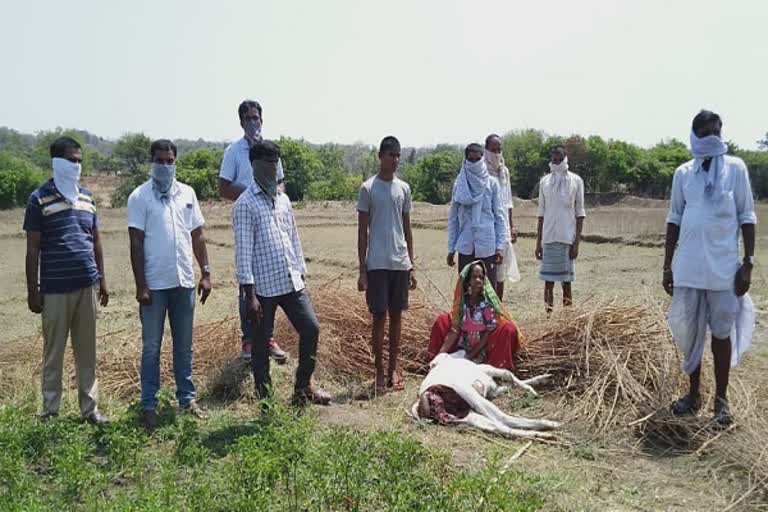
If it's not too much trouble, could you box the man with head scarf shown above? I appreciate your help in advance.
[24,136,109,425]
[447,143,508,285]
[535,145,586,314]
[219,99,288,364]
[484,134,520,301]
[127,139,212,431]
[234,140,330,407]
[664,110,756,426]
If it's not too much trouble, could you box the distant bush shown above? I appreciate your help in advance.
[176,167,219,201]
[110,171,148,208]
[0,152,47,209]
[306,169,362,201]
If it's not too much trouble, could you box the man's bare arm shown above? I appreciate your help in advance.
[218,177,245,201]
[26,231,42,313]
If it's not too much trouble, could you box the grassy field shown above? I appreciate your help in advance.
[1,184,767,511]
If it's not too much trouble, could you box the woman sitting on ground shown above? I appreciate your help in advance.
[428,260,521,369]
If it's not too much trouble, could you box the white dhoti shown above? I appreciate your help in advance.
[668,287,754,375]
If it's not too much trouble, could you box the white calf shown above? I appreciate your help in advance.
[411,352,560,440]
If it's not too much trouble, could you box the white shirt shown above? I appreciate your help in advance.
[233,185,306,298]
[219,137,285,191]
[127,180,205,290]
[447,177,507,258]
[537,171,586,245]
[667,155,757,291]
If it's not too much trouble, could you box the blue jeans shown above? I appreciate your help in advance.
[251,289,319,399]
[240,286,275,343]
[140,287,196,410]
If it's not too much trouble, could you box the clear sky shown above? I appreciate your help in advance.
[1,0,766,149]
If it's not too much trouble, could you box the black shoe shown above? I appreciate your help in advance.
[671,393,701,416]
[713,398,733,427]
[38,412,59,424]
[142,409,159,432]
[84,411,110,425]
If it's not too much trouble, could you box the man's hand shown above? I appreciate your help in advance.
[98,279,109,307]
[28,289,43,314]
[447,252,455,267]
[735,264,752,297]
[535,244,543,261]
[136,286,152,306]
[246,294,263,323]
[198,274,211,304]
[662,269,674,296]
[495,250,504,265]
[569,243,580,260]
[510,228,518,244]
[409,270,418,290]
[357,271,367,292]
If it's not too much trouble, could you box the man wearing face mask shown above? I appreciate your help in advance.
[219,99,288,365]
[535,145,585,314]
[484,134,520,301]
[664,110,756,426]
[127,139,212,432]
[233,140,330,406]
[447,143,508,285]
[24,136,109,424]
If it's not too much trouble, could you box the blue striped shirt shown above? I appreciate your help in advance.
[23,180,100,294]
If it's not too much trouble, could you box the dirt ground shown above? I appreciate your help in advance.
[1,190,767,511]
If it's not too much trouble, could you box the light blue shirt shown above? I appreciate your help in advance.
[667,155,757,291]
[447,177,507,258]
[219,137,285,192]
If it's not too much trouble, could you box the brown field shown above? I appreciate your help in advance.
[1,182,767,511]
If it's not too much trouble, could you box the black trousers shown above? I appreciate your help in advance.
[250,289,319,399]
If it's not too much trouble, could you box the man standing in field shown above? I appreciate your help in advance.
[664,110,756,426]
[219,99,288,365]
[535,145,585,313]
[447,143,507,282]
[24,136,109,424]
[357,136,417,396]
[234,140,330,406]
[128,139,212,431]
[484,134,519,300]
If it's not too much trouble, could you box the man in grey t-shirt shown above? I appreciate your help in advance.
[357,136,417,396]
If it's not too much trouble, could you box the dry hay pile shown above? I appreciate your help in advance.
[99,318,242,399]
[274,287,436,382]
[517,300,683,431]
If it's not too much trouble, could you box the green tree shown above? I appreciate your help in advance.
[113,133,152,174]
[276,137,323,201]
[759,132,768,151]
[502,129,548,199]
[316,144,346,180]
[176,148,223,170]
[398,162,424,201]
[0,152,46,208]
[414,149,462,204]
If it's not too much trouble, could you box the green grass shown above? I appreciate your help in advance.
[0,396,549,512]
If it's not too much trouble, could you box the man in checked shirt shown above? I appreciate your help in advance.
[233,140,330,406]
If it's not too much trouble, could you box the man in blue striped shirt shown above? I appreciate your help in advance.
[24,136,109,424]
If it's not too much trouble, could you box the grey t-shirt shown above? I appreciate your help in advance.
[357,175,413,271]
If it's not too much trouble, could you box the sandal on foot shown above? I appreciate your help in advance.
[713,398,733,427]
[671,393,701,416]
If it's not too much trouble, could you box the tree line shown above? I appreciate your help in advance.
[1,126,767,209]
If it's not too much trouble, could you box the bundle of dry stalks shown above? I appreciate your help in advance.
[516,299,683,431]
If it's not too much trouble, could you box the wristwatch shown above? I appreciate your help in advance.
[743,256,755,266]
[202,264,211,274]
